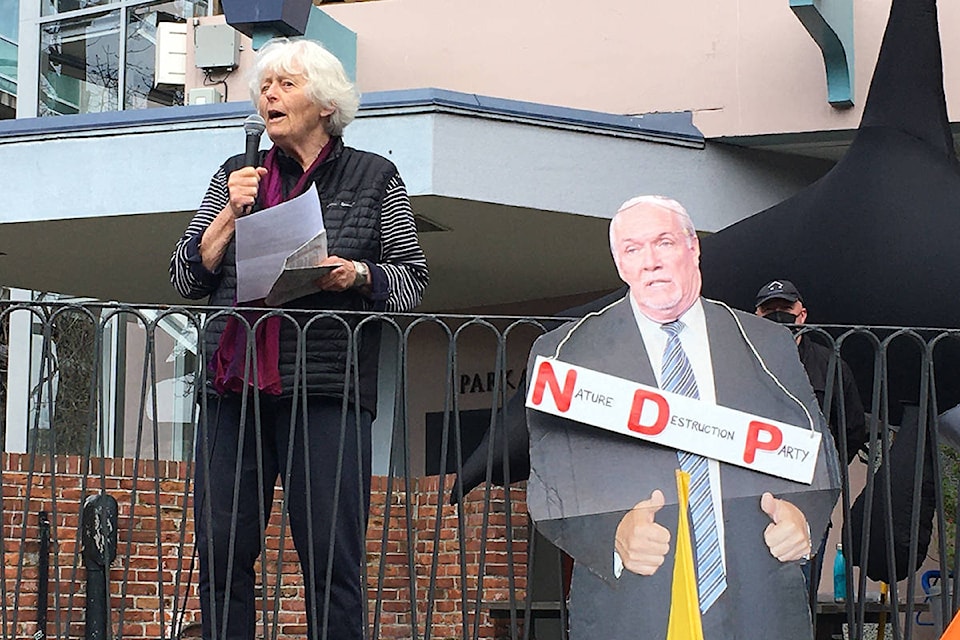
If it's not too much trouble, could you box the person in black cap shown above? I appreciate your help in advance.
[754,279,867,465]
[754,280,805,326]
[755,279,867,596]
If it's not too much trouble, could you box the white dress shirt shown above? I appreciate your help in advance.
[614,296,726,577]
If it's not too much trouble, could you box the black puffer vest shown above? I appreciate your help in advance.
[204,139,394,414]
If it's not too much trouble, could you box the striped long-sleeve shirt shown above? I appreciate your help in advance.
[170,165,429,313]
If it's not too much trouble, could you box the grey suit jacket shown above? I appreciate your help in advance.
[526,296,841,640]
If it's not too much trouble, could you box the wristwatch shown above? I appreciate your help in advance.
[352,260,369,288]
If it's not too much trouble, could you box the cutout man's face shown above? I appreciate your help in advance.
[612,205,701,322]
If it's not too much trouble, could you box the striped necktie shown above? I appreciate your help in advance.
[661,320,727,613]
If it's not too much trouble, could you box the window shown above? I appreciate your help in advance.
[0,0,17,117]
[40,12,120,115]
[36,0,208,116]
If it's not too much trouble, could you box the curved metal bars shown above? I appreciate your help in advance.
[2,301,958,640]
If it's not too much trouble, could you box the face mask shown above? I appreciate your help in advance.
[763,310,798,325]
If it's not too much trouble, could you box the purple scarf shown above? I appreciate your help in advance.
[210,140,334,395]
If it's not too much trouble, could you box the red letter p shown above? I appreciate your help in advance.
[743,421,783,464]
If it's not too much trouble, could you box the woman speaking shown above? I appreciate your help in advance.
[170,38,429,640]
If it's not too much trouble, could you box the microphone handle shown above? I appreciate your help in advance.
[244,133,262,167]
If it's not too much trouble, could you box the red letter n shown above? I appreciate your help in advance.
[530,361,577,412]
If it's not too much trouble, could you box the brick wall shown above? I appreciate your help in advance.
[2,453,529,640]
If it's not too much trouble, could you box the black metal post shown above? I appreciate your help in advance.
[81,494,118,640]
[34,511,50,640]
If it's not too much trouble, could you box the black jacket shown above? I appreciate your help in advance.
[797,335,867,464]
[204,140,397,412]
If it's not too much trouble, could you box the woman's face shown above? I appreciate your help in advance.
[257,68,333,150]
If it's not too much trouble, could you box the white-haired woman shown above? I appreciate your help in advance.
[170,38,429,640]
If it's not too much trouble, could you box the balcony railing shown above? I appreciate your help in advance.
[1,300,959,640]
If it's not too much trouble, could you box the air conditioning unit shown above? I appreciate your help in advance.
[155,22,188,86]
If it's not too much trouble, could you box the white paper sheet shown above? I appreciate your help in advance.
[234,189,328,304]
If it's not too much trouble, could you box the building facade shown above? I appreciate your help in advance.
[0,3,956,637]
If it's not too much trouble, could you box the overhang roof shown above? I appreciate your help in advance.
[0,89,828,312]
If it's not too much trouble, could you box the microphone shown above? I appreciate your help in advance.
[243,114,266,167]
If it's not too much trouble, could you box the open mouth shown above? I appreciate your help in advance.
[267,109,287,122]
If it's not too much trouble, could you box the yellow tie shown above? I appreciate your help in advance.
[667,469,705,640]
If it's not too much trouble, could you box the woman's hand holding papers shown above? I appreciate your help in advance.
[316,256,369,293]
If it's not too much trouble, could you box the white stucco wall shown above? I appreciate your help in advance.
[0,104,825,229]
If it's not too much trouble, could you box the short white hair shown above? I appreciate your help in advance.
[609,195,697,253]
[248,38,360,137]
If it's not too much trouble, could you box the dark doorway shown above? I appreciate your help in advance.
[424,408,493,476]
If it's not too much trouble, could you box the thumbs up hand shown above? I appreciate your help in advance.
[760,492,812,562]
[615,489,671,576]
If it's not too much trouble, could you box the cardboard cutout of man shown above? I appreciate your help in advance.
[526,196,841,640]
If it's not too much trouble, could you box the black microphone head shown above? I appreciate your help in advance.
[243,113,266,136]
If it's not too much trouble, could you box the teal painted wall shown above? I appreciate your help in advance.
[304,8,357,82]
[790,0,855,108]
[248,7,356,82]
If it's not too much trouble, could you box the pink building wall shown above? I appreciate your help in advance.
[313,0,960,138]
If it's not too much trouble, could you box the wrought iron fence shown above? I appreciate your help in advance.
[1,300,959,640]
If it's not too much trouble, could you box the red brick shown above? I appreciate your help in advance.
[3,457,531,640]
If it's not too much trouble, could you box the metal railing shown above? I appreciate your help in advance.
[1,300,958,640]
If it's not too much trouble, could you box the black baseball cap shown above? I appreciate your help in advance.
[755,279,803,308]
